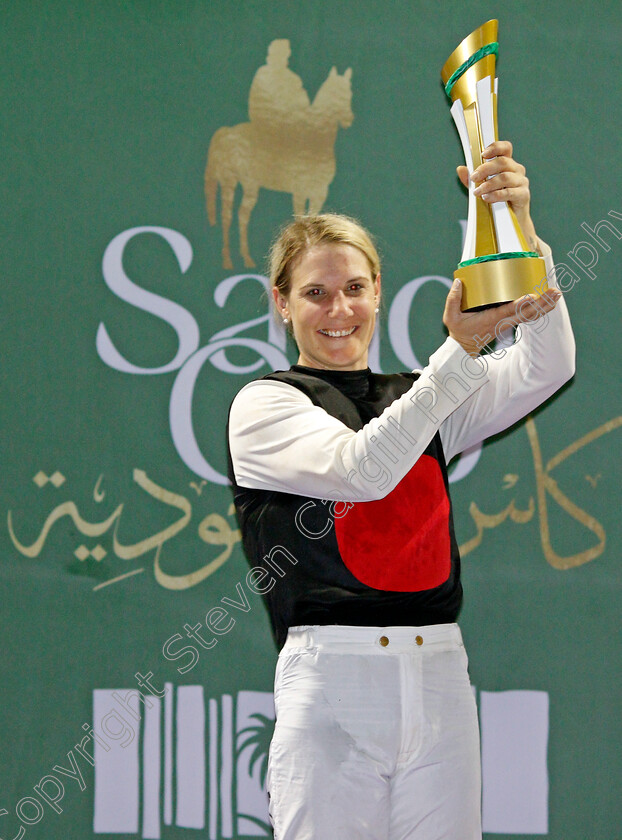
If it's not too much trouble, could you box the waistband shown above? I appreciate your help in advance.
[282,623,463,654]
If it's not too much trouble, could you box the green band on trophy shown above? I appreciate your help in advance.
[458,250,539,268]
[444,42,499,99]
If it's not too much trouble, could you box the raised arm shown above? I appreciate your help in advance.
[440,243,575,461]
[441,140,576,459]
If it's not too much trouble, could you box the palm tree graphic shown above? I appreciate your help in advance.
[236,712,275,835]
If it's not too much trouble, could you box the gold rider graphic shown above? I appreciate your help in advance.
[248,39,310,141]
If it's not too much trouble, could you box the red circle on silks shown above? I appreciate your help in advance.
[334,454,451,591]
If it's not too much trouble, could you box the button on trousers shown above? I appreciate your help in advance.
[268,624,481,840]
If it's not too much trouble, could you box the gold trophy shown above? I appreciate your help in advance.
[441,20,547,310]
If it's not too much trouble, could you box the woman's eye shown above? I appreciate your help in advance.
[306,288,323,296]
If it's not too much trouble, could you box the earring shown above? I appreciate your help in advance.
[283,317,289,325]
[375,307,379,314]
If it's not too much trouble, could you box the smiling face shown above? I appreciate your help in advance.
[273,243,381,371]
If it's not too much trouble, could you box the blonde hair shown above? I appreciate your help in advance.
[269,213,381,301]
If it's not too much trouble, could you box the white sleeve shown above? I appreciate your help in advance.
[439,240,576,462]
[229,337,489,502]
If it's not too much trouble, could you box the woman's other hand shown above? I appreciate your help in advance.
[443,281,561,357]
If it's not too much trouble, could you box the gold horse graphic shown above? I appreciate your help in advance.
[205,66,353,269]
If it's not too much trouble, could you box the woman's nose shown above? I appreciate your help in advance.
[328,292,353,318]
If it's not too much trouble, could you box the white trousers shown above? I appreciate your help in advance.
[268,624,481,840]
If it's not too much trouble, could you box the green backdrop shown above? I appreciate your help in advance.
[2,2,620,838]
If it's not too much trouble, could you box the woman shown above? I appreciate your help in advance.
[227,141,575,839]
